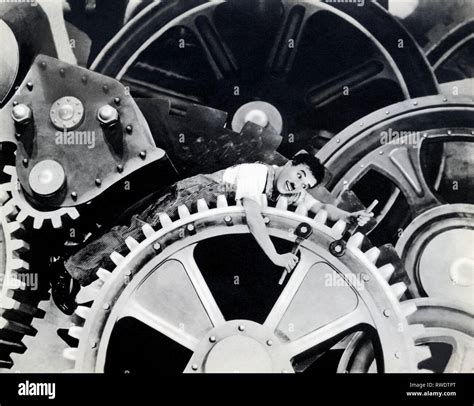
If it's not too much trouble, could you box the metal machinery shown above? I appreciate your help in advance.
[0,0,472,373]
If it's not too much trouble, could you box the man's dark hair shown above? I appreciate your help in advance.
[291,153,325,187]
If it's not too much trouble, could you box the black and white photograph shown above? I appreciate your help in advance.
[0,0,472,401]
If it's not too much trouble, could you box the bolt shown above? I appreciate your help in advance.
[91,341,97,349]
[209,336,216,343]
[263,217,270,225]
[362,273,370,282]
[191,364,198,371]
[383,309,391,317]
[12,100,18,106]
[26,81,33,91]
[153,243,161,251]
[97,105,119,127]
[300,226,308,233]
[187,224,195,233]
[117,164,124,173]
[95,178,102,187]
[114,97,121,105]
[266,340,273,346]
[103,303,110,310]
[11,104,32,124]
[238,325,245,332]
[334,245,342,253]
[224,215,232,224]
[126,125,133,134]
[139,151,147,159]
[71,192,78,200]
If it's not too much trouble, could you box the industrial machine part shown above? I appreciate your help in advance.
[61,197,430,373]
[89,0,438,155]
[337,298,473,373]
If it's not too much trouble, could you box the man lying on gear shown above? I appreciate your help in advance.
[51,152,373,315]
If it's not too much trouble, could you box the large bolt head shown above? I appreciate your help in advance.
[97,105,119,126]
[11,104,32,124]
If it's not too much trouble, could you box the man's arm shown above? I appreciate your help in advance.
[308,201,373,226]
[242,198,298,272]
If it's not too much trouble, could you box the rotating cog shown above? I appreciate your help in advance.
[337,298,473,373]
[61,196,430,373]
[317,95,474,304]
[0,165,79,230]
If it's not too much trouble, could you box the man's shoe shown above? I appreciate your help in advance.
[50,260,80,316]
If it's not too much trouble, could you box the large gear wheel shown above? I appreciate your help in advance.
[62,196,430,373]
[0,165,79,230]
[90,0,437,155]
[337,298,473,373]
[316,95,474,304]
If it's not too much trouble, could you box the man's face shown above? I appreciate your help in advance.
[276,163,317,195]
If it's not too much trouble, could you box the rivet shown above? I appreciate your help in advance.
[394,351,401,359]
[139,151,147,159]
[385,111,390,115]
[12,100,18,106]
[209,336,216,343]
[22,158,28,166]
[443,97,448,102]
[15,133,21,139]
[95,178,102,187]
[91,341,97,349]
[238,325,245,332]
[126,125,133,134]
[103,84,109,93]
[59,68,65,76]
[117,164,124,173]
[191,364,198,371]
[359,123,364,127]
[413,101,418,106]
[447,130,452,135]
[379,151,384,155]
[40,61,47,69]
[383,309,391,317]
[362,273,370,282]
[266,340,273,346]
[263,217,270,224]
[114,97,121,105]
[26,81,33,91]
[360,164,364,168]
[81,75,87,83]
[71,192,78,200]
[336,139,340,143]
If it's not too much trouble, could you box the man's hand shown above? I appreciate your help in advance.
[273,253,299,272]
[348,210,374,227]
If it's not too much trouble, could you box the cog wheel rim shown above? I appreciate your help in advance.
[63,196,427,373]
[395,204,474,306]
[337,298,473,373]
[1,165,79,230]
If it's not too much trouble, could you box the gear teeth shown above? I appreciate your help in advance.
[33,217,44,230]
[110,251,125,266]
[197,199,209,212]
[76,280,103,304]
[68,326,83,340]
[68,209,80,220]
[10,259,30,272]
[15,210,28,224]
[295,203,308,216]
[10,239,30,254]
[365,247,380,264]
[276,197,288,210]
[2,201,17,219]
[409,324,426,340]
[415,346,432,363]
[125,237,139,251]
[8,277,26,291]
[3,166,15,176]
[6,221,24,239]
[401,302,417,318]
[314,209,328,224]
[390,282,407,300]
[96,267,112,283]
[332,219,347,236]
[347,232,364,249]
[51,216,62,229]
[63,348,78,361]
[378,264,395,281]
[0,187,10,204]
[0,339,26,354]
[178,205,191,219]
[141,223,155,238]
[217,195,228,208]
[159,213,173,227]
[0,357,13,369]
[0,318,36,336]
[75,306,91,320]
[0,297,41,316]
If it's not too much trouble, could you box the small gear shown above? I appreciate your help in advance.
[0,165,79,230]
[61,195,430,373]
[0,199,45,368]
[337,298,473,373]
